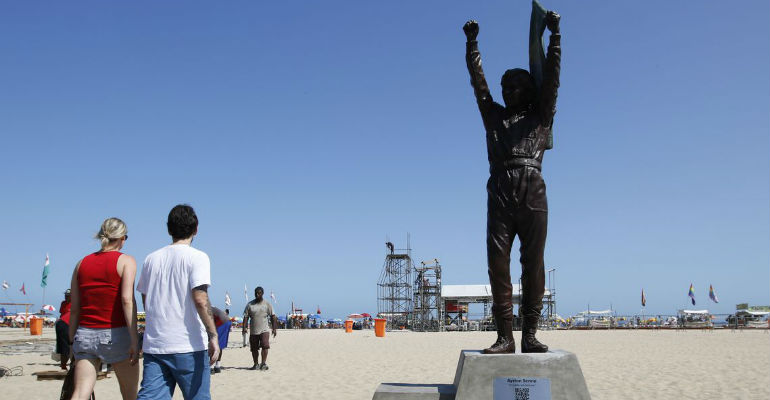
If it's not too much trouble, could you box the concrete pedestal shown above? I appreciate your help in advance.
[373,350,590,400]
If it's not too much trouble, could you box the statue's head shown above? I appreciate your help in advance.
[501,68,535,111]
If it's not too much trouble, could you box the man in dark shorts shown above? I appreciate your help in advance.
[242,287,277,371]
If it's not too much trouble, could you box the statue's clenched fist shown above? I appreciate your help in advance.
[545,11,560,33]
[463,20,479,41]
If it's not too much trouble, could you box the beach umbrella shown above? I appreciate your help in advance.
[348,313,364,319]
[42,304,56,312]
[361,313,372,318]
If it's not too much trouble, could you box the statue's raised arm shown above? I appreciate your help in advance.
[539,11,561,128]
[464,20,493,108]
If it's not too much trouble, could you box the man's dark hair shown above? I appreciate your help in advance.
[167,204,198,241]
[255,286,264,296]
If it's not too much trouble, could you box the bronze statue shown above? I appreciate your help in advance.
[463,7,560,353]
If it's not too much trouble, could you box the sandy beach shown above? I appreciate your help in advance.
[1,327,767,399]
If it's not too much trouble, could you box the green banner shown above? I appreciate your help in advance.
[41,265,49,288]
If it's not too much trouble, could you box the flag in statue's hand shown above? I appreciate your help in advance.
[529,0,554,149]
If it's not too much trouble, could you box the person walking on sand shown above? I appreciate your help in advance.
[68,217,139,400]
[136,204,219,400]
[243,286,277,371]
[55,289,72,370]
[210,307,231,374]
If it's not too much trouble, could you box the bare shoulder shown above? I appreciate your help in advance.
[119,253,137,265]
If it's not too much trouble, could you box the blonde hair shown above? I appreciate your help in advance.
[95,217,127,249]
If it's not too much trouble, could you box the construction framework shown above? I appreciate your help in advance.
[517,268,557,325]
[412,259,442,332]
[377,240,413,329]
[440,283,556,331]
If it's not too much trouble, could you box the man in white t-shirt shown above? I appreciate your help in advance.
[136,204,220,400]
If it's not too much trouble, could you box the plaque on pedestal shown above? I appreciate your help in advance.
[373,350,590,400]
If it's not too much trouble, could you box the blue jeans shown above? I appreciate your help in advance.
[137,351,210,400]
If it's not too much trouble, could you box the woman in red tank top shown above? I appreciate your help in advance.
[68,218,139,400]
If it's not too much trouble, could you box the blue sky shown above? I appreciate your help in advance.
[1,1,768,319]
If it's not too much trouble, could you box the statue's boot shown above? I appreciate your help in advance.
[483,313,515,354]
[521,315,548,353]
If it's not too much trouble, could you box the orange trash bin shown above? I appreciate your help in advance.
[30,317,43,335]
[374,318,386,337]
[344,320,353,333]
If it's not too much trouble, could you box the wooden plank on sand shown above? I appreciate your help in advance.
[33,370,110,381]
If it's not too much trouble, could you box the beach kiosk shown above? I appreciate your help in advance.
[570,310,613,329]
[678,310,713,329]
[728,309,770,328]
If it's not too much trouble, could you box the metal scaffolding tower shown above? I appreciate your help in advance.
[377,239,413,329]
[544,268,557,321]
[412,259,442,332]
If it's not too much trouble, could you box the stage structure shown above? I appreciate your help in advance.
[377,239,413,329]
[412,259,442,332]
[441,283,555,331]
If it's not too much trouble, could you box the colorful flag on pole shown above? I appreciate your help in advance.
[317,305,321,314]
[224,292,231,307]
[243,284,249,301]
[41,254,50,288]
[688,284,695,305]
[641,289,646,307]
[709,285,719,303]
[2,280,8,290]
[20,282,26,295]
[270,291,277,304]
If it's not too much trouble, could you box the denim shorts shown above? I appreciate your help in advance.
[73,326,131,364]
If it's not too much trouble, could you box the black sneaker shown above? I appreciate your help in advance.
[260,363,269,371]
[248,364,258,371]
[214,367,221,374]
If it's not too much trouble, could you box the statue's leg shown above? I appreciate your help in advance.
[517,204,548,353]
[484,190,516,354]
